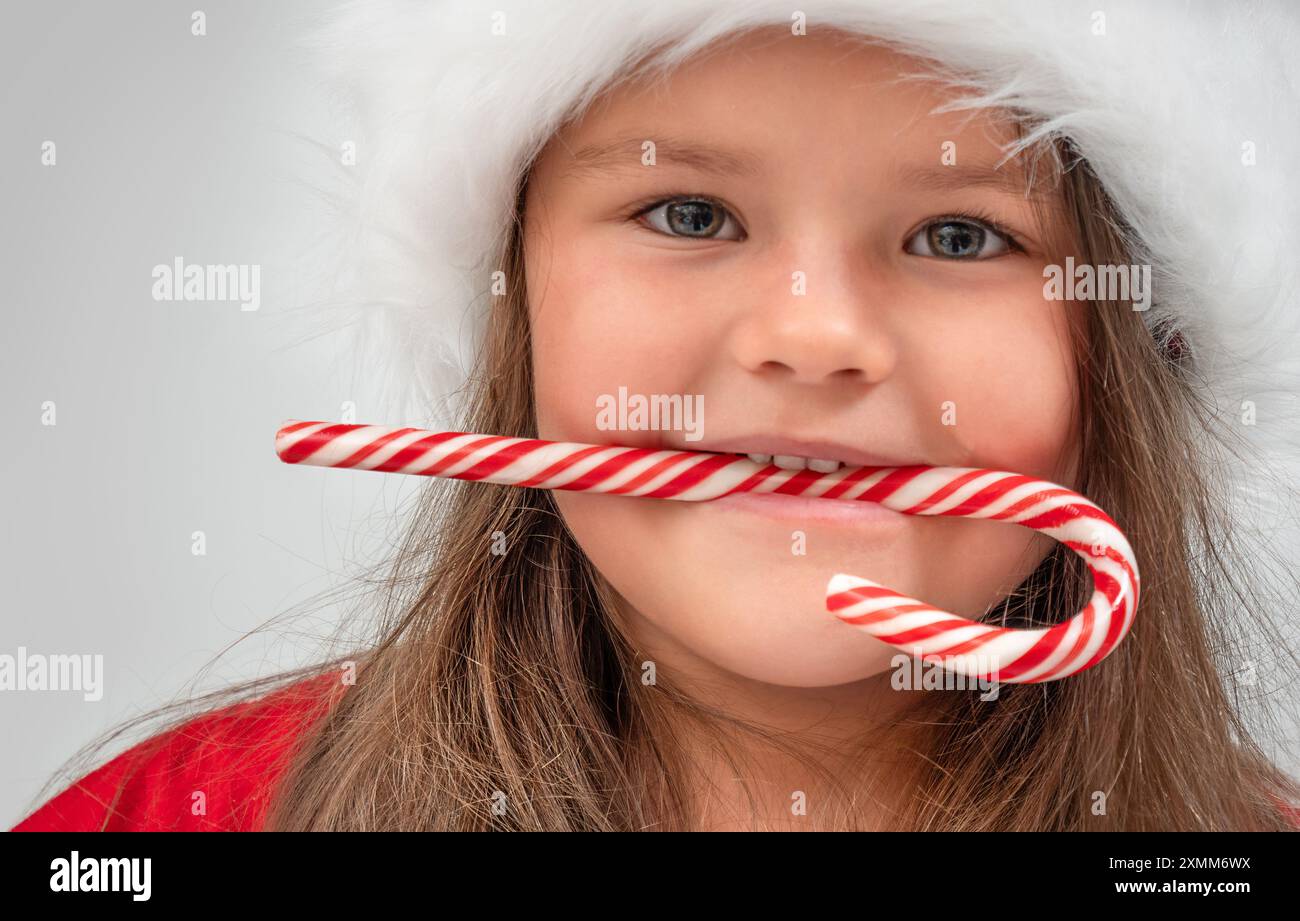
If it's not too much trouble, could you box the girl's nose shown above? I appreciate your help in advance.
[726,264,897,386]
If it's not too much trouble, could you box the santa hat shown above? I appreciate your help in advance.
[301,0,1300,615]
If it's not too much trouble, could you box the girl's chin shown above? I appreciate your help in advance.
[699,642,904,689]
[659,595,910,687]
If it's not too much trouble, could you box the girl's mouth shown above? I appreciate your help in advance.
[681,430,926,470]
[694,449,913,526]
[705,487,911,525]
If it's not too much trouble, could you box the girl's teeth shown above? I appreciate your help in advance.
[743,453,844,472]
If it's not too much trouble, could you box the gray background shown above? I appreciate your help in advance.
[0,0,418,825]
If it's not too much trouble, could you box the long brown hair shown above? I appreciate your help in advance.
[39,131,1299,831]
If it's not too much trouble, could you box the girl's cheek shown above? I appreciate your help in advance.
[925,295,1080,486]
[528,241,728,446]
[531,297,698,446]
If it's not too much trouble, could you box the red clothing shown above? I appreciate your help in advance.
[12,673,345,832]
[14,670,1300,831]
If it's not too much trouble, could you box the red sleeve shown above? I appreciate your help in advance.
[11,672,346,832]
[1276,795,1300,830]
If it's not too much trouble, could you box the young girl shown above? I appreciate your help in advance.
[15,1,1300,831]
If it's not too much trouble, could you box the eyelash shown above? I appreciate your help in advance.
[912,209,1026,255]
[622,196,1025,253]
[622,192,739,226]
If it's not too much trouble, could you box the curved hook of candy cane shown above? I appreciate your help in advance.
[824,470,1140,684]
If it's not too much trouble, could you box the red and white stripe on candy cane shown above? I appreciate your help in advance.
[275,420,1140,685]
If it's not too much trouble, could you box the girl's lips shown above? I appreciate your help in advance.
[682,436,920,470]
[704,489,910,525]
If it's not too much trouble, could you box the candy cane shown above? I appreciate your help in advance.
[275,420,1139,684]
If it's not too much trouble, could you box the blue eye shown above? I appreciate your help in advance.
[637,197,745,241]
[906,217,1014,259]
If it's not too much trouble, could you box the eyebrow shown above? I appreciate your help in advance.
[559,134,1048,200]
[893,163,1043,199]
[559,133,765,181]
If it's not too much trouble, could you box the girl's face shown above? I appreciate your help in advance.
[524,32,1080,690]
